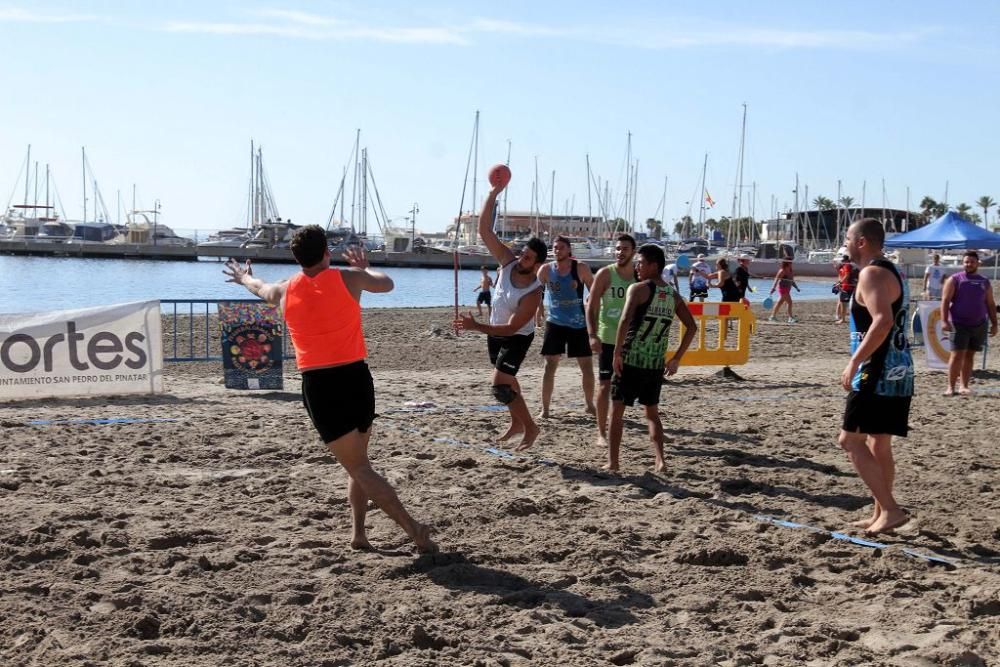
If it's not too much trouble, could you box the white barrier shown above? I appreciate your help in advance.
[0,301,163,400]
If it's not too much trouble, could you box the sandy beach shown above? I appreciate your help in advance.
[1,294,999,666]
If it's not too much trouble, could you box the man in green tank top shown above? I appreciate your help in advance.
[608,244,697,472]
[585,234,637,447]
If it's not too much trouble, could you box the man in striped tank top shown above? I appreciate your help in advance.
[585,233,637,446]
[455,180,548,451]
[224,226,437,553]
[608,244,697,472]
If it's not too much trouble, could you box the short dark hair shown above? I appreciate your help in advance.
[637,243,665,273]
[854,218,885,248]
[553,235,571,248]
[717,258,729,271]
[616,233,636,249]
[523,237,548,265]
[964,250,980,260]
[290,225,328,267]
[480,265,488,271]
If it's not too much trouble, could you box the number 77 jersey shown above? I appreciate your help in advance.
[623,281,676,370]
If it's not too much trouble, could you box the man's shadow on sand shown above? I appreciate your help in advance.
[388,552,652,628]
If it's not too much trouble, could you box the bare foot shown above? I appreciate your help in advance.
[585,404,597,416]
[412,523,439,554]
[653,459,666,473]
[595,433,608,448]
[866,509,910,535]
[499,424,524,441]
[958,386,972,395]
[515,424,540,452]
[851,515,878,530]
[350,536,373,551]
[601,462,619,473]
[943,388,955,396]
[536,410,550,420]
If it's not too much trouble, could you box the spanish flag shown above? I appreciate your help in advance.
[705,190,715,208]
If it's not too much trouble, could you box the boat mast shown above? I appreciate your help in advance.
[33,162,39,213]
[470,111,479,243]
[81,147,87,224]
[836,180,842,248]
[350,129,360,234]
[533,156,540,237]
[549,170,555,237]
[731,103,747,244]
[502,139,511,239]
[24,145,31,209]
[585,154,593,224]
[247,140,254,229]
[697,153,708,239]
[632,159,639,235]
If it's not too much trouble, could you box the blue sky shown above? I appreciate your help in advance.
[2,1,999,235]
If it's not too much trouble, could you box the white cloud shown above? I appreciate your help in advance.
[160,8,930,52]
[0,7,99,23]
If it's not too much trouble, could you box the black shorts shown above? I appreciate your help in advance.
[838,289,854,304]
[598,343,615,381]
[477,291,492,306]
[690,286,709,301]
[540,322,591,357]
[488,333,534,376]
[611,364,664,407]
[951,321,987,352]
[301,361,375,443]
[842,391,911,437]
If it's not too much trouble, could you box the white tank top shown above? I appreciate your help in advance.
[490,261,541,336]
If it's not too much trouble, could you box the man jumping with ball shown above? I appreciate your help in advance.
[454,166,548,451]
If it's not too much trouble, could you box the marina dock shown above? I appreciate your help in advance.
[0,240,839,276]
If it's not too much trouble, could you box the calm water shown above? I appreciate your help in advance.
[0,255,836,314]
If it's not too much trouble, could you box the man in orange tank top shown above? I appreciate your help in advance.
[224,227,436,553]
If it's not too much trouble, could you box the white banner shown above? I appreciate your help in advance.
[0,301,163,400]
[917,300,950,370]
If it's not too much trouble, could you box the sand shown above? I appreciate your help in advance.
[1,294,999,666]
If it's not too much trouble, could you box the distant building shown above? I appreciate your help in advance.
[452,210,610,244]
[759,207,923,245]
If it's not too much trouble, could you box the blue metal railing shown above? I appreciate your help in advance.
[161,299,295,362]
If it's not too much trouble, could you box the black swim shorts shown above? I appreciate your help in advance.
[951,321,988,352]
[611,363,665,407]
[301,360,376,443]
[842,391,911,437]
[540,322,591,358]
[488,333,534,376]
[598,343,615,381]
[476,291,492,306]
[838,289,854,304]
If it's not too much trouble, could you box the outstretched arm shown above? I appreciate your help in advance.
[339,246,393,300]
[454,288,542,336]
[479,184,516,266]
[223,258,286,306]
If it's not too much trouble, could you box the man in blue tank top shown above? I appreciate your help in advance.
[838,219,914,534]
[535,235,596,419]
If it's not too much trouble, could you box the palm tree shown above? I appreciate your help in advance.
[920,196,938,218]
[812,196,835,210]
[956,203,973,221]
[839,196,855,208]
[976,196,995,229]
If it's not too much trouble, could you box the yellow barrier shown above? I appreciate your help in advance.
[666,301,757,366]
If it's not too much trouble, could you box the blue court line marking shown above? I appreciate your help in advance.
[388,418,965,567]
[27,417,179,426]
[753,514,959,567]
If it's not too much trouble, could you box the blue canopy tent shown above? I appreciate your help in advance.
[885,211,1000,250]
[886,211,1000,369]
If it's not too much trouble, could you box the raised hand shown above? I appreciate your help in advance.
[343,245,369,269]
[223,258,252,284]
